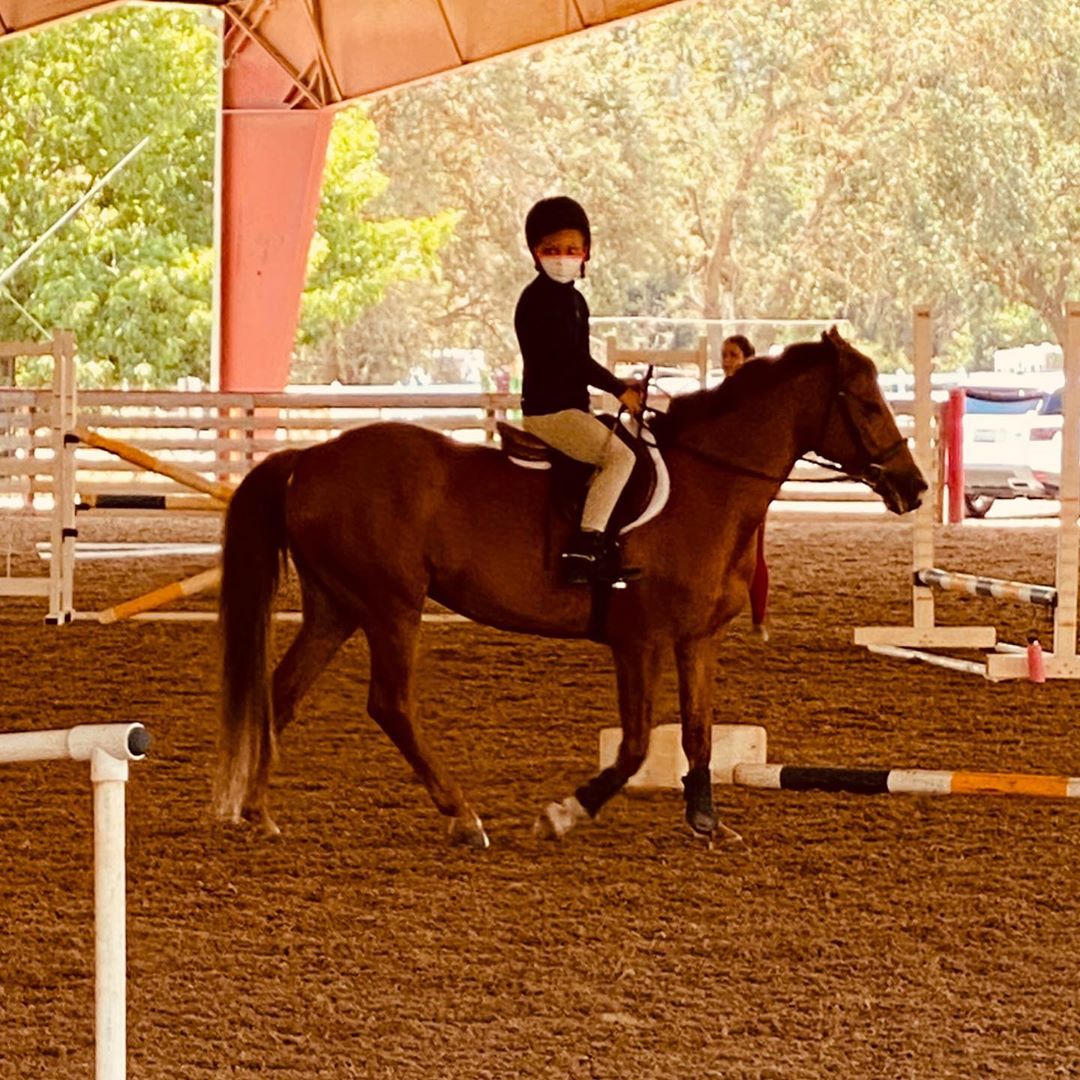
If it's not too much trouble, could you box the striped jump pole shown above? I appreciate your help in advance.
[72,427,235,504]
[915,567,1057,609]
[734,763,1080,799]
[0,723,149,1080]
[95,566,221,624]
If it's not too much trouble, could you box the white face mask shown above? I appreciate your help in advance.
[540,256,583,284]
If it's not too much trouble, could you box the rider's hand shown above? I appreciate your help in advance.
[619,383,645,416]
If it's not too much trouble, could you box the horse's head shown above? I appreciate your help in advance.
[813,327,926,515]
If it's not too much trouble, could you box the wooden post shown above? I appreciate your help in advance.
[1054,302,1080,660]
[854,307,995,652]
[911,306,936,632]
[48,331,77,624]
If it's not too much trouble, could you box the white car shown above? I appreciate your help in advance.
[1027,388,1070,497]
[962,388,1055,517]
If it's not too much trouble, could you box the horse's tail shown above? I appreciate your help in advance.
[213,448,302,822]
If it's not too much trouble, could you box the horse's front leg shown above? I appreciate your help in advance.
[535,640,664,840]
[675,635,720,835]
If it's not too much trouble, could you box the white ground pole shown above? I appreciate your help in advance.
[0,722,149,1080]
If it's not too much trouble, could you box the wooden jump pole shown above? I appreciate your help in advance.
[865,643,987,677]
[67,428,234,623]
[79,493,226,512]
[734,763,1080,799]
[72,426,235,504]
[914,568,1057,609]
[96,567,221,625]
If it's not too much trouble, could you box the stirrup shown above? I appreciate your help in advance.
[560,531,605,586]
[560,550,597,586]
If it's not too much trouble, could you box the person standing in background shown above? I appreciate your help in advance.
[721,334,770,641]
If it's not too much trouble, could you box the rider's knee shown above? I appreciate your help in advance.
[603,437,635,473]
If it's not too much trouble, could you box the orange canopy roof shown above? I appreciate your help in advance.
[1,0,689,108]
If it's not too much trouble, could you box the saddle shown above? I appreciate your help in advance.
[497,415,657,534]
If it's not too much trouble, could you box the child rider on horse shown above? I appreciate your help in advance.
[514,196,645,585]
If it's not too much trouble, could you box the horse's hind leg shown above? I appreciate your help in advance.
[535,640,663,840]
[365,607,489,850]
[243,569,357,835]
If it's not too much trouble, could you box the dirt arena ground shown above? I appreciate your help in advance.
[2,510,1079,1078]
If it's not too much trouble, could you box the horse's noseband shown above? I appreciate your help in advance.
[826,388,908,492]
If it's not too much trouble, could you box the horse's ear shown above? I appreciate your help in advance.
[826,325,844,343]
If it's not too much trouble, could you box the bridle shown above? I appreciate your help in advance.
[808,380,910,496]
[639,352,907,494]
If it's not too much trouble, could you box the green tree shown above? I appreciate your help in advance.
[0,8,454,387]
[368,0,1080,375]
[0,7,218,385]
[293,106,458,383]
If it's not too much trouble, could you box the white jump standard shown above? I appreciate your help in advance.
[856,302,1080,680]
[0,723,149,1080]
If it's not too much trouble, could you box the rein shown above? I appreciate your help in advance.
[643,360,905,492]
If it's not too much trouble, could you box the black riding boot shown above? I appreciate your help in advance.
[560,529,606,585]
[561,530,642,586]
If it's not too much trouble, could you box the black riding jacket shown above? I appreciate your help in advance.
[514,273,626,416]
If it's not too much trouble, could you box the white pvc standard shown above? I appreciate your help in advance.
[0,723,148,1080]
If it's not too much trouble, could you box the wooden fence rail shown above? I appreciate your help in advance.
[0,384,918,508]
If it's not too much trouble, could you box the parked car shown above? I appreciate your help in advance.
[962,388,1054,517]
[1027,388,1068,497]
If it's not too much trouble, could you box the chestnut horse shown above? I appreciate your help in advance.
[214,329,925,848]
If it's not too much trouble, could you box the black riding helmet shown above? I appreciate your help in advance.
[525,197,591,269]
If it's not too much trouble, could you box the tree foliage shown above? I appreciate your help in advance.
[0,7,451,386]
[368,0,1080,374]
[3,0,1079,384]
[294,110,458,383]
[0,7,218,385]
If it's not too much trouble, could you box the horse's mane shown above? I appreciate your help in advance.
[660,340,831,436]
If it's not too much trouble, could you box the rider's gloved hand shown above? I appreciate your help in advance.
[619,382,645,416]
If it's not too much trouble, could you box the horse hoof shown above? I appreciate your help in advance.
[241,806,281,838]
[534,796,590,840]
[447,813,490,850]
[686,807,717,835]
